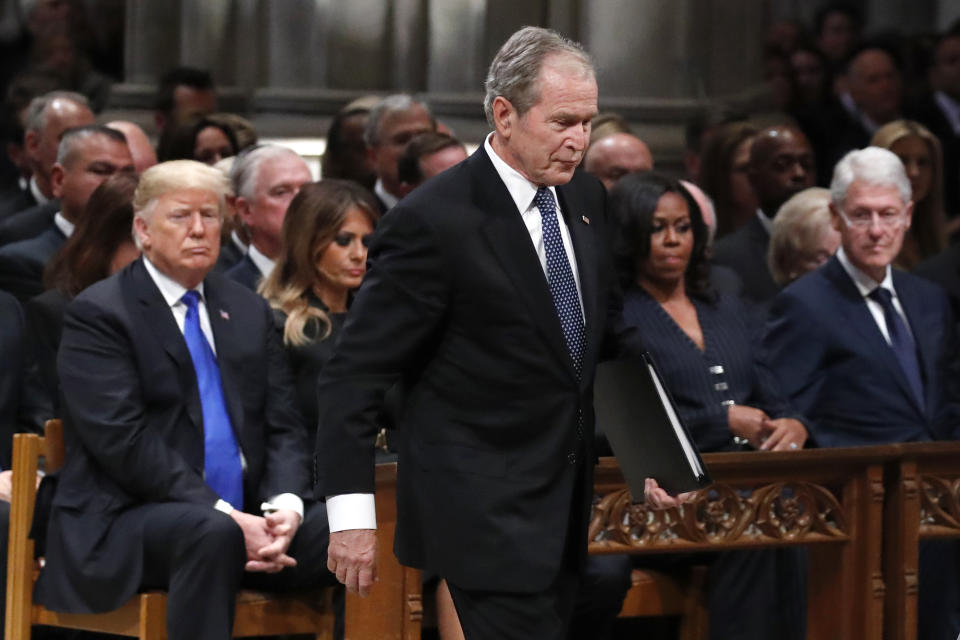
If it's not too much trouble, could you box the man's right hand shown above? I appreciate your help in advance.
[328,529,378,596]
[230,509,296,573]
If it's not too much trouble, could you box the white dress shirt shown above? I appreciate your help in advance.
[29,176,50,206]
[53,212,74,238]
[247,243,276,279]
[755,208,773,235]
[836,247,913,345]
[934,90,960,136]
[374,179,400,211]
[325,133,589,533]
[141,256,304,519]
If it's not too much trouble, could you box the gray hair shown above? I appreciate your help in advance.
[363,94,434,147]
[230,144,304,201]
[56,125,127,167]
[133,160,233,249]
[24,91,90,134]
[768,187,834,285]
[483,26,594,127]
[830,146,911,209]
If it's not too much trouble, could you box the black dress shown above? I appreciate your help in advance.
[618,285,807,640]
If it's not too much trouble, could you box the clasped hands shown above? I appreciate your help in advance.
[230,508,301,573]
[728,404,808,452]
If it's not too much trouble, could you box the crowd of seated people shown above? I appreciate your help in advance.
[0,4,958,640]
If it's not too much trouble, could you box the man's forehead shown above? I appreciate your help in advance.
[258,156,310,185]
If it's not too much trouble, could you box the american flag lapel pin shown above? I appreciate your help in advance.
[220,309,230,321]
[581,215,590,225]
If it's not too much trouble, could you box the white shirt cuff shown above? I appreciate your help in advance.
[261,493,304,522]
[326,493,377,532]
[214,499,234,515]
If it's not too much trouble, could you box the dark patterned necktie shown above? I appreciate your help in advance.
[869,287,924,410]
[534,187,585,378]
[182,290,244,508]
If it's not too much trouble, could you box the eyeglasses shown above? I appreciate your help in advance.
[838,208,908,230]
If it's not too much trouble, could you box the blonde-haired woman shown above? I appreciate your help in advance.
[871,120,947,269]
[261,180,379,439]
[768,187,841,286]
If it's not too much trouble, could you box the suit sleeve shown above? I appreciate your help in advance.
[58,296,220,506]
[0,293,23,468]
[759,290,826,440]
[314,205,452,497]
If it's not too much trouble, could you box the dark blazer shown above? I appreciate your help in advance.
[22,288,70,427]
[619,286,800,452]
[213,236,246,274]
[712,215,779,304]
[910,93,960,216]
[0,225,65,301]
[0,291,24,468]
[226,254,262,292]
[761,256,960,447]
[0,199,58,247]
[0,185,35,222]
[35,258,310,613]
[916,245,960,322]
[315,148,623,593]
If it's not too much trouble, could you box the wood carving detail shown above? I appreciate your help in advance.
[589,482,847,549]
[919,476,960,531]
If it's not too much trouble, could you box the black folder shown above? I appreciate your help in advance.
[594,353,711,498]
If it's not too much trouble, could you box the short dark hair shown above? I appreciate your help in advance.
[155,67,215,115]
[397,132,464,185]
[814,2,861,38]
[843,41,903,75]
[609,172,712,300]
[156,117,238,163]
[57,125,128,166]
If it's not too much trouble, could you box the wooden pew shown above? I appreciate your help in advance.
[882,441,960,640]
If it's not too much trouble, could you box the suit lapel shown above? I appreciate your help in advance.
[128,259,203,433]
[824,258,924,414]
[557,180,599,388]
[202,277,247,449]
[472,149,578,380]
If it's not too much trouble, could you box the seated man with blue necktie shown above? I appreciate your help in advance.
[34,160,339,640]
[761,146,960,640]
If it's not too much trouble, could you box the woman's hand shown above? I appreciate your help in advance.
[727,404,771,448]
[759,418,808,451]
[644,478,696,509]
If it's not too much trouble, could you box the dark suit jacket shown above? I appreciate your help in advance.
[916,245,960,323]
[712,215,779,304]
[213,236,246,274]
[22,288,70,428]
[0,199,58,247]
[0,185,35,222]
[761,256,960,447]
[0,225,65,301]
[315,148,624,593]
[35,258,310,613]
[226,254,262,291]
[0,291,24,468]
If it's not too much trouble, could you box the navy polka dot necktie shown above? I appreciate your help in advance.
[534,187,585,378]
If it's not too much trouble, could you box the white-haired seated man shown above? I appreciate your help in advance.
[761,147,960,640]
[34,160,339,640]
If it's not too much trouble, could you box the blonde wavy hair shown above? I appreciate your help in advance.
[260,180,379,346]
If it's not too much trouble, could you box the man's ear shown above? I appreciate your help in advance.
[133,215,150,250]
[828,202,843,232]
[235,196,253,225]
[50,163,66,198]
[491,96,515,139]
[903,200,913,231]
[23,129,40,159]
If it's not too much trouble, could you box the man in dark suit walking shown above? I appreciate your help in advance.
[315,26,678,639]
[762,146,960,640]
[36,160,338,640]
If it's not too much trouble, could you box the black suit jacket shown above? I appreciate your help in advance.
[21,288,70,428]
[761,256,960,447]
[0,291,24,468]
[0,185,35,222]
[35,258,310,613]
[226,254,262,291]
[0,225,65,301]
[0,199,58,247]
[315,148,624,593]
[910,93,960,215]
[213,236,246,274]
[712,215,779,304]
[916,245,960,322]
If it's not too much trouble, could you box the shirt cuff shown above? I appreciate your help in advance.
[261,493,304,522]
[214,499,234,515]
[326,493,376,532]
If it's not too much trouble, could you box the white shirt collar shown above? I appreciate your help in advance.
[142,255,206,308]
[29,176,50,206]
[230,230,248,254]
[247,243,275,278]
[374,179,399,210]
[836,246,894,298]
[755,208,773,235]
[934,91,960,136]
[483,133,559,215]
[53,211,73,238]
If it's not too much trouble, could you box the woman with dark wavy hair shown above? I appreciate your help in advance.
[609,171,808,640]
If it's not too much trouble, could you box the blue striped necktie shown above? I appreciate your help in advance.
[181,290,244,508]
